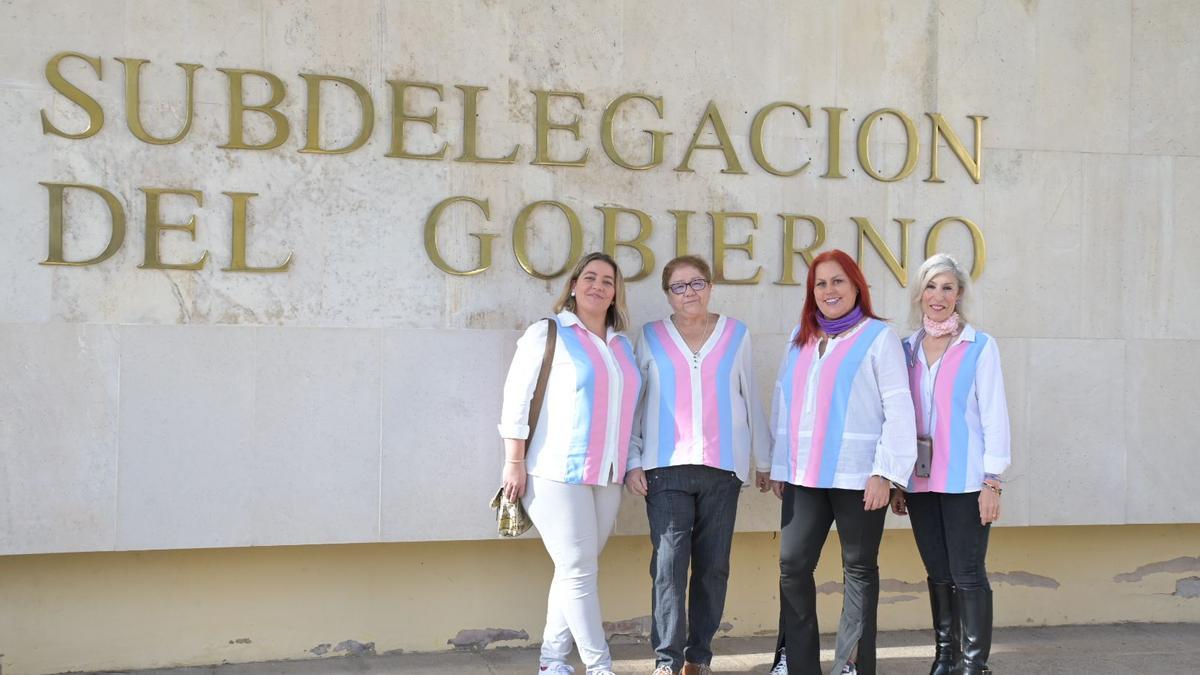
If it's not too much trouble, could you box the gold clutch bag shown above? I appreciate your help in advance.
[490,487,533,538]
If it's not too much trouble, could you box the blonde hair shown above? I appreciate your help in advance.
[910,253,971,328]
[553,252,630,332]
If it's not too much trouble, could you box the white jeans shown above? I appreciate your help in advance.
[523,475,623,674]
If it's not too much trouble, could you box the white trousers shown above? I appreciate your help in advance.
[523,475,623,674]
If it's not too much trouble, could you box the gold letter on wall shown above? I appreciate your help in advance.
[676,101,746,174]
[41,52,105,139]
[117,58,202,145]
[513,201,583,280]
[925,216,987,280]
[853,216,913,287]
[387,80,447,160]
[140,188,208,270]
[221,192,292,272]
[423,196,498,275]
[925,113,986,184]
[856,108,919,182]
[455,85,520,164]
[601,93,669,170]
[299,73,375,154]
[776,214,826,286]
[711,211,762,284]
[218,69,290,150]
[532,90,589,167]
[40,182,126,266]
[597,206,654,281]
[750,102,811,177]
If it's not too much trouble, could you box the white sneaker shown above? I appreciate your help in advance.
[652,666,674,675]
[770,648,788,675]
[539,664,575,675]
[840,663,857,674]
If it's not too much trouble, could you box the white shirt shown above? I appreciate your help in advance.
[769,319,917,489]
[628,315,770,482]
[904,324,1011,493]
[498,311,642,486]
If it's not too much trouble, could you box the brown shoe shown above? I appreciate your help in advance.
[681,663,713,675]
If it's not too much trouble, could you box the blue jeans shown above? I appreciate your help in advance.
[645,464,742,670]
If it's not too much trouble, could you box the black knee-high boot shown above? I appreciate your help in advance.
[957,587,993,674]
[927,580,958,675]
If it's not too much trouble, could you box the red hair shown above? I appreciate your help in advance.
[794,249,881,346]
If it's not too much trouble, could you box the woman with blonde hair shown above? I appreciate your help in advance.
[498,252,643,675]
[890,253,1010,675]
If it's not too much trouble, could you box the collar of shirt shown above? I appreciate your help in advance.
[907,322,978,350]
[556,309,623,343]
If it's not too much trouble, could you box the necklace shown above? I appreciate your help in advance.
[672,312,712,356]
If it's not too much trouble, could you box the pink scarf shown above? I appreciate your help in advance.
[923,312,961,338]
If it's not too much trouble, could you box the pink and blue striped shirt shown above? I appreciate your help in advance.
[499,311,642,486]
[769,319,917,489]
[628,315,770,482]
[903,325,1011,494]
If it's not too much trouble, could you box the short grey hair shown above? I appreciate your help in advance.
[910,253,971,328]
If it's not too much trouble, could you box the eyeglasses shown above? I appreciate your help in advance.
[668,278,710,295]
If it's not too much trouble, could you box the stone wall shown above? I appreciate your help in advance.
[2,0,1198,555]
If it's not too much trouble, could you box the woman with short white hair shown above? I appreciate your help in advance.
[890,253,1011,675]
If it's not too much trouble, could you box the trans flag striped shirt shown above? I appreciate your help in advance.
[903,324,1011,494]
[769,318,917,490]
[499,311,642,486]
[628,315,770,483]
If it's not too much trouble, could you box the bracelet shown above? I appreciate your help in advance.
[983,481,1002,495]
[505,459,525,464]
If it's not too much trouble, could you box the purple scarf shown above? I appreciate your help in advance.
[816,304,865,336]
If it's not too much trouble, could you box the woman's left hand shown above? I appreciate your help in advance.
[863,475,891,510]
[979,483,1001,525]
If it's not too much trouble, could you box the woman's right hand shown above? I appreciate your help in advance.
[625,468,648,496]
[890,488,908,516]
[502,461,527,501]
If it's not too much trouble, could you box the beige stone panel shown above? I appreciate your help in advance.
[250,326,382,544]
[115,324,257,549]
[125,0,264,106]
[1080,153,1176,339]
[380,0,518,125]
[834,0,939,145]
[933,1,1037,151]
[0,324,119,555]
[0,1,126,91]
[993,337,1030,527]
[1026,338,1126,525]
[380,328,512,541]
[0,88,54,322]
[979,148,1084,338]
[1032,0,1132,153]
[620,0,839,133]
[1131,0,1200,156]
[507,1,623,95]
[322,150,452,329]
[1166,156,1200,338]
[1124,339,1200,523]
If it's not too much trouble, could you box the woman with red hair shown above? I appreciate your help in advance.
[762,249,916,675]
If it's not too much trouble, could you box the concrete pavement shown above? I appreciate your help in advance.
[92,623,1199,674]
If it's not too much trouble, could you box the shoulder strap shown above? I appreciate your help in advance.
[524,318,557,458]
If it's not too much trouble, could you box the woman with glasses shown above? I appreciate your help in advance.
[766,249,916,675]
[626,255,770,675]
[499,252,642,675]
